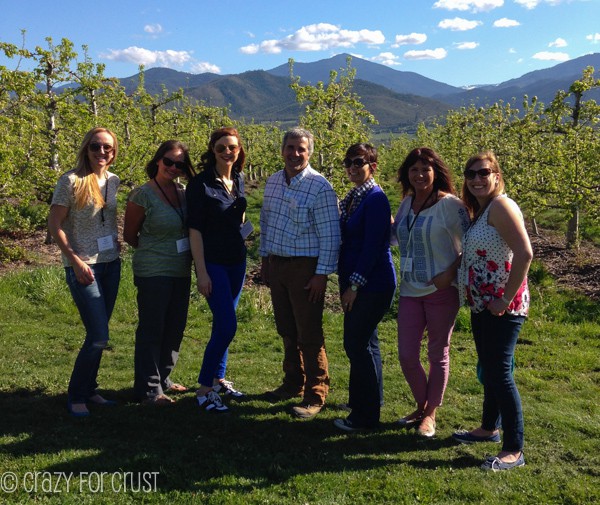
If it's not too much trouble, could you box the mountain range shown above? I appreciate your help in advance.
[118,52,600,133]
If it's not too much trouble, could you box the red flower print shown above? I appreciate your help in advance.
[476,249,487,257]
[505,261,512,272]
[487,260,499,272]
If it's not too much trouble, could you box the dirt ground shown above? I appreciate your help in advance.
[1,226,599,301]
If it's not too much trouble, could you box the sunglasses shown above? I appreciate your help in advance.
[215,144,239,154]
[162,156,187,171]
[464,168,493,180]
[343,157,369,169]
[89,143,114,153]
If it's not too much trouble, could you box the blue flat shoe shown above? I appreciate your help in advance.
[67,401,90,418]
[481,452,525,471]
[452,430,501,444]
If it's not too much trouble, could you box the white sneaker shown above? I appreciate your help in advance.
[197,391,229,412]
[213,379,244,398]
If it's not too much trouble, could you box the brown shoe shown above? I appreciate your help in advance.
[165,383,188,393]
[265,385,303,402]
[292,403,323,419]
[142,394,175,406]
[416,415,436,437]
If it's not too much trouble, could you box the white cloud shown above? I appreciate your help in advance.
[100,46,193,67]
[144,24,163,35]
[532,51,569,61]
[404,48,448,60]
[239,23,385,55]
[509,48,517,54]
[190,62,221,74]
[587,33,600,43]
[245,31,256,39]
[369,52,401,65]
[433,0,503,13]
[493,18,521,28]
[455,41,479,49]
[515,0,568,9]
[549,38,567,48]
[514,0,539,8]
[438,18,482,31]
[392,33,427,47]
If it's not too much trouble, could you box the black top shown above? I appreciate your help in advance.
[186,168,247,265]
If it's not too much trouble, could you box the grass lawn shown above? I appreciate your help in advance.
[0,255,599,504]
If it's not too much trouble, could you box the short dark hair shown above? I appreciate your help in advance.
[145,140,195,179]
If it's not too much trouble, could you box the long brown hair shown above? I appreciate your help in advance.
[397,147,456,198]
[73,127,118,209]
[461,150,505,218]
[198,127,245,173]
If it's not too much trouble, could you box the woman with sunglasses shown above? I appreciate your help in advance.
[453,151,532,471]
[393,147,470,437]
[124,140,196,405]
[333,143,396,432]
[48,127,121,417]
[186,127,249,413]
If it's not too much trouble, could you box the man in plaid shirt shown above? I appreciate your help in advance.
[260,128,341,419]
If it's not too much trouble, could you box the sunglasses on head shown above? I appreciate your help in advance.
[89,143,114,153]
[214,144,239,154]
[464,168,493,180]
[162,156,187,171]
[343,157,369,169]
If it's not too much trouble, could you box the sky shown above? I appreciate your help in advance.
[1,0,599,88]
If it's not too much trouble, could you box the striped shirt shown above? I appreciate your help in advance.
[259,165,341,275]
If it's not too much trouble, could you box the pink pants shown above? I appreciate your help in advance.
[397,286,459,409]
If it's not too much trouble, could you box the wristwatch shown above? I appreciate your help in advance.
[350,284,358,292]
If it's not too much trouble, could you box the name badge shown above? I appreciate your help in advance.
[176,237,190,253]
[97,235,115,252]
[400,257,413,273]
[240,221,254,240]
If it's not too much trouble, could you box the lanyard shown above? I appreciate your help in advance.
[153,178,185,227]
[100,175,109,225]
[406,189,436,234]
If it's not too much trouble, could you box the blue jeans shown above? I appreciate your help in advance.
[471,310,525,452]
[343,289,395,428]
[198,260,246,387]
[65,259,121,403]
[134,275,191,401]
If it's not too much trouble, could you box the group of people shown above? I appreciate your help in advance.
[49,126,532,472]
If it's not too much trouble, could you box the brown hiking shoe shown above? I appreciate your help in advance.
[292,403,323,419]
[264,385,303,402]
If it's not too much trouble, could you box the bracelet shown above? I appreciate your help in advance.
[501,295,511,305]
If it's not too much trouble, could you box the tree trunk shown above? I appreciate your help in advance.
[566,206,579,250]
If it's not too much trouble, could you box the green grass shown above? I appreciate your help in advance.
[0,256,599,504]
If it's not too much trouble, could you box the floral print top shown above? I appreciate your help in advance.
[459,195,529,316]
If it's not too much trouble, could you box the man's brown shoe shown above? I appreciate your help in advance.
[265,385,303,402]
[292,403,323,419]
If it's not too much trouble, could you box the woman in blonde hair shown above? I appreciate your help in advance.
[48,127,121,417]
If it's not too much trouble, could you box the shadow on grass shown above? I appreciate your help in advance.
[0,388,476,493]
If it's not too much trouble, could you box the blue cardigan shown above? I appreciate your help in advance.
[338,185,396,293]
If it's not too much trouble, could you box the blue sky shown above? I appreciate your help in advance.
[1,0,599,87]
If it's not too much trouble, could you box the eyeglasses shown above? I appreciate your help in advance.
[89,143,114,153]
[464,168,493,180]
[343,157,369,168]
[162,157,187,171]
[215,144,239,154]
